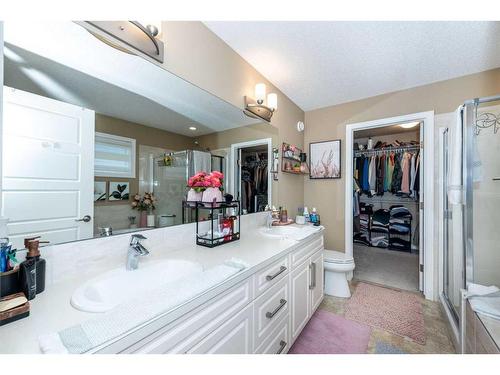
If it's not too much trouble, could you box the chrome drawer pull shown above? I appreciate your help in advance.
[266,266,287,281]
[266,299,287,319]
[276,340,287,354]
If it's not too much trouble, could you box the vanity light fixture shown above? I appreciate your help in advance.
[243,83,278,123]
[84,21,165,63]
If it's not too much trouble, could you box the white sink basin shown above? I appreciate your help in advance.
[71,259,203,313]
[259,226,303,238]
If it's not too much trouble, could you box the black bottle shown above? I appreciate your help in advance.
[23,237,48,296]
[20,257,37,300]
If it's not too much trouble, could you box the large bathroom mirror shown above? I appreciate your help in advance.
[1,21,279,249]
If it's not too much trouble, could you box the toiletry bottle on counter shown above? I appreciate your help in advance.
[222,216,234,241]
[310,208,318,224]
[0,238,10,273]
[280,207,288,223]
[303,206,310,222]
[20,237,48,299]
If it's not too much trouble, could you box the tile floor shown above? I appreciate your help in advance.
[318,281,457,354]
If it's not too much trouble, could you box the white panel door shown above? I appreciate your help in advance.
[290,260,311,343]
[2,87,95,248]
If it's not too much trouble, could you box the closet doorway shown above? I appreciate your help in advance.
[230,138,272,214]
[345,111,435,300]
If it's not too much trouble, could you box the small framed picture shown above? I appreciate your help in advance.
[108,182,130,201]
[94,181,107,202]
[309,140,341,179]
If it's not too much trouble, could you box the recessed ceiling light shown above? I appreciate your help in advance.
[399,121,420,129]
[189,126,197,131]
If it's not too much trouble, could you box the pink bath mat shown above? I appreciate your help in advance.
[289,309,371,354]
[345,283,426,344]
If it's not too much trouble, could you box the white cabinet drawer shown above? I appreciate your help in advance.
[131,279,252,353]
[291,235,323,269]
[253,255,289,297]
[254,315,289,354]
[253,275,289,350]
[187,304,253,354]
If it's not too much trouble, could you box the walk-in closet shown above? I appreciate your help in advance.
[238,145,269,214]
[352,123,422,291]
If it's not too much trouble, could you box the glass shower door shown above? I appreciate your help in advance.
[153,151,188,226]
[466,101,500,288]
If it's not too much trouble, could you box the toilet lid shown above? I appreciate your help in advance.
[324,250,354,264]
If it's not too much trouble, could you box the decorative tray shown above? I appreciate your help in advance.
[272,219,295,226]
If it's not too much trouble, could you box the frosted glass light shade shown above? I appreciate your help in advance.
[267,93,278,111]
[255,83,266,104]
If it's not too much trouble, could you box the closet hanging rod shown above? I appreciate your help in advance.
[359,198,419,204]
[354,144,420,156]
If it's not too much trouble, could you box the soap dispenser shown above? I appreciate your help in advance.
[23,237,48,296]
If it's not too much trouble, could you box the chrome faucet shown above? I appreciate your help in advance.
[127,234,149,271]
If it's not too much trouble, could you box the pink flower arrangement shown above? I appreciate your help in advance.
[188,171,224,192]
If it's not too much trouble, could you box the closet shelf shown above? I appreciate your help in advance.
[282,156,301,162]
[354,144,421,156]
[282,169,303,175]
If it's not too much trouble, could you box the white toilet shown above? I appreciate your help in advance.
[323,250,355,298]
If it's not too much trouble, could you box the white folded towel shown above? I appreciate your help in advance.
[38,333,69,354]
[467,283,500,320]
[39,261,245,354]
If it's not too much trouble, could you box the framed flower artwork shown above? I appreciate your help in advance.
[309,140,341,179]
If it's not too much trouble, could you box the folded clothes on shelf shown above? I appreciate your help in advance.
[389,237,412,252]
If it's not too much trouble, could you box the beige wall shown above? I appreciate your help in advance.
[305,68,500,250]
[160,22,305,215]
[198,123,279,151]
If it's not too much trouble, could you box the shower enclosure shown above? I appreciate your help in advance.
[440,94,500,349]
[463,96,500,288]
[144,150,212,226]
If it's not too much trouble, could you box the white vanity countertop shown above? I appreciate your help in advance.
[0,225,323,354]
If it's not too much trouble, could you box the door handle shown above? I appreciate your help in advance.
[75,215,92,223]
[276,340,287,354]
[266,299,287,319]
[309,262,317,290]
[266,265,287,281]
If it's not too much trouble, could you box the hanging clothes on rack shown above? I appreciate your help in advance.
[241,152,268,213]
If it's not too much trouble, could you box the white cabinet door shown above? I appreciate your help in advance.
[290,260,311,342]
[310,250,324,313]
[187,304,253,354]
[2,87,95,248]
